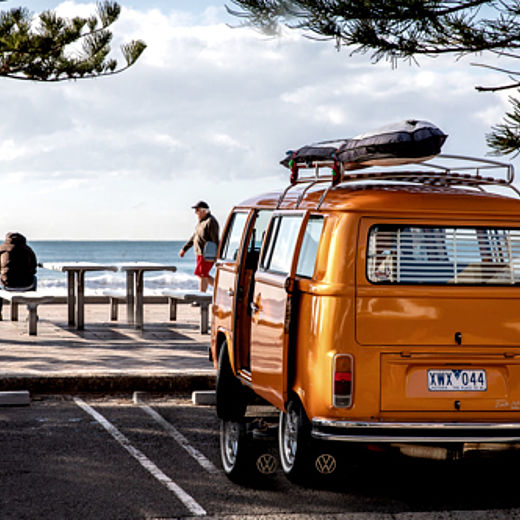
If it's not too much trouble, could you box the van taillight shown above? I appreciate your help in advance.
[333,354,353,408]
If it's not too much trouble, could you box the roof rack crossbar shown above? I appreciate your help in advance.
[291,154,513,179]
[296,179,321,208]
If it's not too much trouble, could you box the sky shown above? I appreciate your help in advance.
[0,1,516,239]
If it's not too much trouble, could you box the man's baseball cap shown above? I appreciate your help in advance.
[192,200,209,209]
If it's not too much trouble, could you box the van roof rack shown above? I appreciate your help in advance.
[276,154,519,209]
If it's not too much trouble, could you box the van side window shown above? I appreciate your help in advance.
[262,215,303,274]
[296,216,324,278]
[367,225,520,285]
[220,212,248,261]
[246,210,272,269]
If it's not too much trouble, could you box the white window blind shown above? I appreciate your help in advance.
[367,226,520,285]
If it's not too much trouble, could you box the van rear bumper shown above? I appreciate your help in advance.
[312,418,520,443]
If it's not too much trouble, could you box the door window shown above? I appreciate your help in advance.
[250,211,272,252]
[296,216,324,278]
[220,212,248,262]
[262,215,303,274]
[245,210,272,269]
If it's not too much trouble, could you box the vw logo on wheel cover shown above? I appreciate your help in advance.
[256,453,278,475]
[315,453,337,475]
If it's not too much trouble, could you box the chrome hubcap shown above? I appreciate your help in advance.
[221,421,239,470]
[281,408,298,468]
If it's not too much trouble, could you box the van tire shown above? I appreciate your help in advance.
[220,419,278,484]
[278,399,314,482]
[216,342,248,420]
[219,419,250,483]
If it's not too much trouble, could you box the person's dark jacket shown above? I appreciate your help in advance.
[181,213,220,256]
[0,232,37,288]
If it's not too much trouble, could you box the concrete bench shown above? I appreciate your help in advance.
[0,290,64,335]
[162,289,212,334]
[103,289,126,321]
[103,289,212,334]
[102,289,168,322]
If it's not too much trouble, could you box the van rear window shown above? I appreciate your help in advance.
[367,225,520,285]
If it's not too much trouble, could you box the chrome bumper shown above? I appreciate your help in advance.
[312,418,520,443]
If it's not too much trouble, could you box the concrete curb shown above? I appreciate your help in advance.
[0,390,31,406]
[0,373,216,394]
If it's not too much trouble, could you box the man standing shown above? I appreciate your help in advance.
[179,201,219,293]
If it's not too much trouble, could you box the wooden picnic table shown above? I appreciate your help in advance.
[41,262,118,330]
[118,263,177,330]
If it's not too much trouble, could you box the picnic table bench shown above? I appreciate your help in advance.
[0,290,65,335]
[104,288,212,334]
[162,289,213,334]
[0,289,115,335]
[102,289,168,321]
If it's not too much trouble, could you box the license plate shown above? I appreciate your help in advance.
[427,369,487,392]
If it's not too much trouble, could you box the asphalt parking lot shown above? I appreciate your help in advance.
[2,394,520,520]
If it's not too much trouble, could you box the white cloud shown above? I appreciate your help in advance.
[0,140,30,162]
[151,133,185,148]
[0,1,517,239]
[209,133,246,149]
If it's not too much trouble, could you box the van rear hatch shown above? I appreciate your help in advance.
[381,353,520,412]
[356,291,520,346]
[357,222,520,346]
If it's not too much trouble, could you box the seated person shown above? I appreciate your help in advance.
[0,232,37,291]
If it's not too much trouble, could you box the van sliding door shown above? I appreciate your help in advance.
[250,212,306,409]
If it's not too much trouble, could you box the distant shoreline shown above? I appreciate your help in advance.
[30,241,200,292]
[31,239,186,242]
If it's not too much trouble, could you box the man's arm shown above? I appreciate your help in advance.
[179,233,195,258]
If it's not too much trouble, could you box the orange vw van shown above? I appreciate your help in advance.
[211,152,520,483]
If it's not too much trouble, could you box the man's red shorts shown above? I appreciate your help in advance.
[194,255,214,278]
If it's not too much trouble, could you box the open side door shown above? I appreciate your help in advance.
[213,210,251,368]
[249,212,307,410]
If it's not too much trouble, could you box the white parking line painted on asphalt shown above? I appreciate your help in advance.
[139,404,219,475]
[73,397,207,517]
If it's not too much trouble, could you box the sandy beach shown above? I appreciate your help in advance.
[0,300,215,393]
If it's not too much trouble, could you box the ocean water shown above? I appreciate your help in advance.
[31,241,200,292]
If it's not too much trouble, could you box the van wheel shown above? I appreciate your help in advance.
[278,399,313,481]
[216,342,248,420]
[220,420,250,483]
[220,419,278,484]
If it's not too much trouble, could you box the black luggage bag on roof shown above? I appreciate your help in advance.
[281,119,448,171]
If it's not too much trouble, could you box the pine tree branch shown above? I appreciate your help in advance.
[228,0,520,154]
[0,1,146,81]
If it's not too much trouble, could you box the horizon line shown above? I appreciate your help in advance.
[30,238,187,242]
